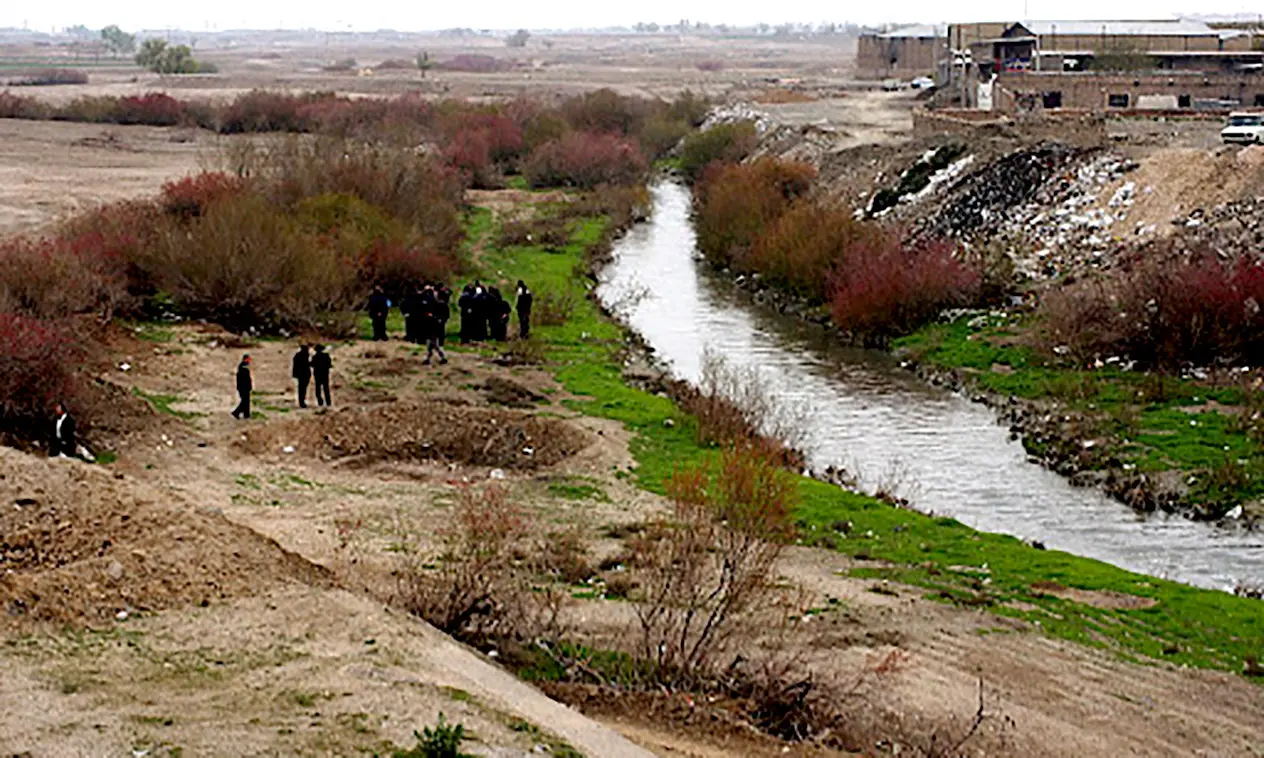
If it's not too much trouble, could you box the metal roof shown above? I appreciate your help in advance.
[878,24,946,39]
[1014,19,1218,37]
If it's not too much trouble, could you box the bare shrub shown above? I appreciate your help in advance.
[0,235,131,321]
[524,132,648,189]
[5,68,89,86]
[497,216,571,250]
[677,350,809,461]
[749,200,885,303]
[396,485,568,645]
[627,443,797,685]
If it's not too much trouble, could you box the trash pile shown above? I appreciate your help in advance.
[1165,196,1264,257]
[700,103,775,134]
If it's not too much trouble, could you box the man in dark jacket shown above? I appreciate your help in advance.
[232,354,253,419]
[515,280,533,339]
[419,285,448,366]
[292,344,311,408]
[436,284,452,346]
[458,283,476,343]
[471,282,489,342]
[49,402,76,458]
[401,285,423,344]
[312,345,332,407]
[489,287,511,342]
[367,286,390,341]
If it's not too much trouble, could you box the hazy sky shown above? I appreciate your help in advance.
[2,1,1261,33]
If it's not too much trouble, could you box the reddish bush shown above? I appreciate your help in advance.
[693,158,816,270]
[217,90,312,133]
[0,314,81,440]
[443,129,497,188]
[360,238,458,300]
[161,172,249,217]
[523,131,647,189]
[114,93,186,126]
[1043,253,1264,370]
[0,234,131,320]
[0,90,51,119]
[830,235,979,346]
[438,54,511,73]
[561,88,649,136]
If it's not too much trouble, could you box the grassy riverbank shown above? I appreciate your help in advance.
[468,198,1262,679]
[894,314,1264,519]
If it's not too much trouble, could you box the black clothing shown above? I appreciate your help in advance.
[49,413,76,458]
[516,287,533,339]
[418,290,447,365]
[233,361,252,419]
[368,291,390,341]
[401,291,423,344]
[312,351,332,407]
[436,288,451,346]
[489,292,511,342]
[292,349,311,408]
[458,286,476,343]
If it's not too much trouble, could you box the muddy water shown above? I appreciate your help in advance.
[597,181,1263,591]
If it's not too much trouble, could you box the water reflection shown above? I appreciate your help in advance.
[597,181,1262,591]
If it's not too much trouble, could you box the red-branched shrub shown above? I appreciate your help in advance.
[114,93,186,126]
[830,235,979,346]
[1043,253,1264,370]
[0,90,51,119]
[161,172,248,217]
[0,234,131,320]
[360,238,458,300]
[443,129,497,188]
[217,90,312,133]
[57,201,164,296]
[749,202,886,303]
[0,314,81,440]
[693,158,816,270]
[523,131,647,189]
[560,88,650,136]
[438,54,511,73]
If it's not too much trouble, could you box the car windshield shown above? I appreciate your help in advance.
[1228,115,1262,127]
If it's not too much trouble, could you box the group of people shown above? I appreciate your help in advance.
[231,346,333,420]
[366,280,534,360]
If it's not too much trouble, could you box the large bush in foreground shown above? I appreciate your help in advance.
[0,314,80,441]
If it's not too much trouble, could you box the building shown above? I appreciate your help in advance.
[856,25,946,79]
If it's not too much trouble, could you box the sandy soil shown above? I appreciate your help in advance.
[4,319,1258,757]
[0,119,211,236]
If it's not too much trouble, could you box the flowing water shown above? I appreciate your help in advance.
[597,181,1263,591]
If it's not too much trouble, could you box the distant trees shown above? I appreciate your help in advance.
[101,25,135,56]
[135,38,216,75]
[416,51,433,77]
[506,29,530,48]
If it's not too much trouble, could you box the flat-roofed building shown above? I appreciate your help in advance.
[857,24,946,79]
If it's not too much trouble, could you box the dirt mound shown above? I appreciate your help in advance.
[0,448,328,630]
[239,401,588,470]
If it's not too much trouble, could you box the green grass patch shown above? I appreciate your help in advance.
[132,388,202,420]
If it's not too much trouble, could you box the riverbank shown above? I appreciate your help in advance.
[475,189,1264,680]
[894,313,1264,527]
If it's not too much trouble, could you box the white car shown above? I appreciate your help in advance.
[1221,112,1264,145]
[910,76,936,90]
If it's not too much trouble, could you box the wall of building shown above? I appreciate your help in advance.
[857,35,944,78]
[1036,33,1222,53]
[994,71,1264,112]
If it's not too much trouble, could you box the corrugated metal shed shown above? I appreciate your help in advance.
[1017,19,1218,37]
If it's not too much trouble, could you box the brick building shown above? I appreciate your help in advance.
[856,25,946,79]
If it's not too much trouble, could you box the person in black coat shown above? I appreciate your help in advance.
[312,345,332,407]
[49,402,76,458]
[489,287,511,342]
[292,344,311,408]
[367,286,390,341]
[515,280,533,339]
[419,285,448,366]
[472,283,489,342]
[436,284,452,346]
[458,284,475,343]
[401,285,424,344]
[232,354,253,419]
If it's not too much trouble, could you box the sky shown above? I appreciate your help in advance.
[2,1,1261,33]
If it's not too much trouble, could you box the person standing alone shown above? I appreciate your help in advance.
[312,344,333,407]
[292,344,311,409]
[515,280,533,339]
[49,402,76,458]
[367,286,390,341]
[232,354,253,419]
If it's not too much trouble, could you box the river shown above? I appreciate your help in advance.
[596,181,1263,592]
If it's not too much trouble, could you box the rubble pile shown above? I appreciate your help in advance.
[1164,197,1264,257]
[700,103,775,134]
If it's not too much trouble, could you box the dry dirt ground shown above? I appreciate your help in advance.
[0,120,212,236]
[3,319,1263,757]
